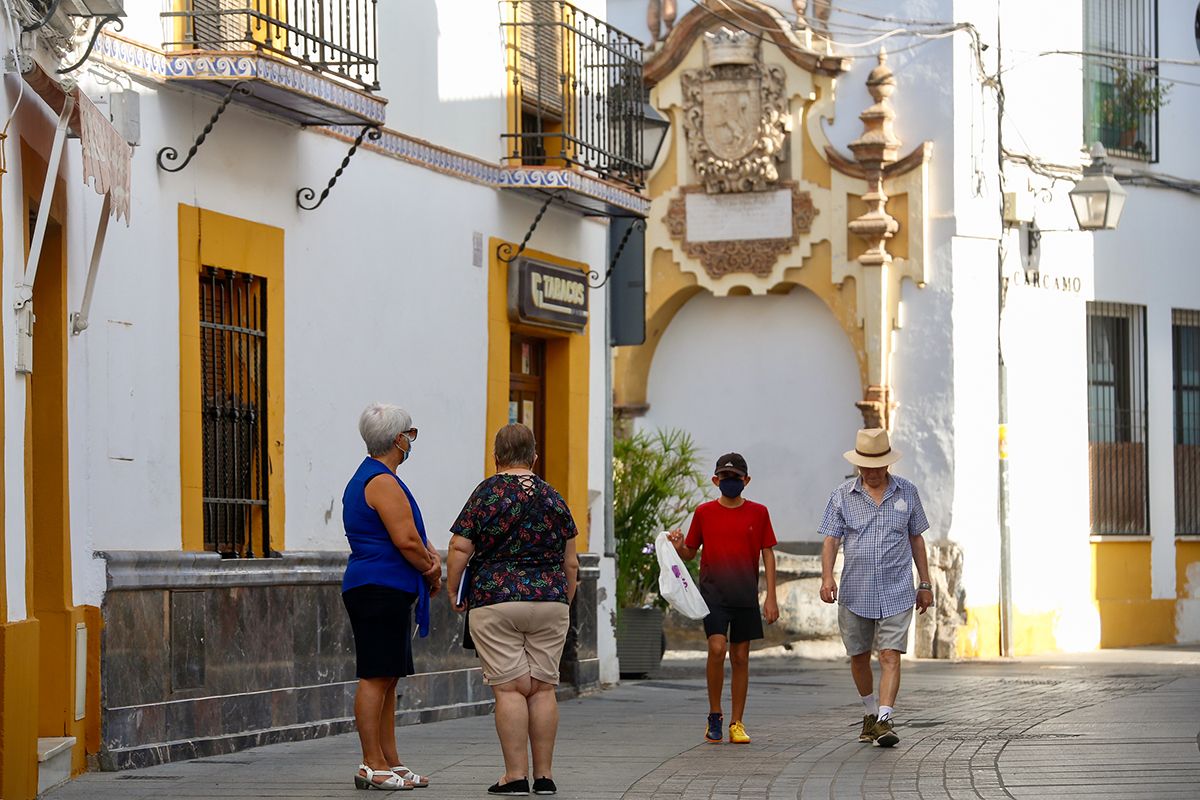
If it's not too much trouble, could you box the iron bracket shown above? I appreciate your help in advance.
[297,124,381,210]
[496,191,562,264]
[157,81,251,173]
[57,15,124,75]
[588,218,644,289]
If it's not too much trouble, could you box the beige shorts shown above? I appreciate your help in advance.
[469,601,571,686]
[838,605,913,656]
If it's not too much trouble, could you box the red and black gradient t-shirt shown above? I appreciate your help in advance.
[685,499,777,608]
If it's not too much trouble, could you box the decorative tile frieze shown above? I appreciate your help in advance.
[324,127,651,217]
[95,33,387,125]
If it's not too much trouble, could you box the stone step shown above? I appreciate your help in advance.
[37,736,75,796]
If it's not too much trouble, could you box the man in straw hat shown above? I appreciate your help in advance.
[818,428,933,748]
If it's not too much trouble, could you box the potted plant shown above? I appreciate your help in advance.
[612,428,707,675]
[1099,64,1171,154]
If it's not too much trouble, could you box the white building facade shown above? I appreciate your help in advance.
[1,1,642,794]
[608,0,1200,657]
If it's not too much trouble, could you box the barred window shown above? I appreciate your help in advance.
[1173,309,1200,534]
[1084,0,1161,161]
[200,267,270,557]
[1086,302,1149,535]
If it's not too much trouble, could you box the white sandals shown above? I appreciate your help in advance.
[392,765,430,788]
[354,764,415,791]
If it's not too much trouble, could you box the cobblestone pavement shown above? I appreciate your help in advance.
[50,647,1200,800]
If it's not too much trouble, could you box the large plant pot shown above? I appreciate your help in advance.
[616,606,665,676]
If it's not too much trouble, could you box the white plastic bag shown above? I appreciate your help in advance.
[655,531,710,620]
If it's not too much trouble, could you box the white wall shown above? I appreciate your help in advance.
[641,287,862,540]
[0,1,615,610]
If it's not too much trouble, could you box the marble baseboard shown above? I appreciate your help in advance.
[98,550,600,770]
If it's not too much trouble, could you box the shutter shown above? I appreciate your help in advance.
[189,0,249,50]
[516,1,564,118]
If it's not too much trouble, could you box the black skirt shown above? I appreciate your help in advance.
[342,584,417,679]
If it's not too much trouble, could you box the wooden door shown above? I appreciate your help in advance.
[509,334,546,477]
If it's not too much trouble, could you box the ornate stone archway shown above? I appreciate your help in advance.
[615,1,931,431]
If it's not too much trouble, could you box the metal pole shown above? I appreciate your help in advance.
[998,349,1013,657]
[995,15,1013,658]
[604,278,616,557]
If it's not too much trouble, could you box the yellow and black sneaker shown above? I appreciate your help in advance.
[874,716,899,748]
[859,714,879,743]
[729,720,751,744]
[705,712,723,743]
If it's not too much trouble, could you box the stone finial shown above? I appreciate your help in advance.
[848,48,903,431]
[847,48,901,267]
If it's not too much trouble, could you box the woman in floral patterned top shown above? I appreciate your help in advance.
[446,424,579,796]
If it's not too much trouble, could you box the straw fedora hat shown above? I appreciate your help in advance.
[843,428,902,468]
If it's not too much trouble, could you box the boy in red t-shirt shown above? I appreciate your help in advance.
[668,452,779,745]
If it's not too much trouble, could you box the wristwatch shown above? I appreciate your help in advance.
[917,581,932,592]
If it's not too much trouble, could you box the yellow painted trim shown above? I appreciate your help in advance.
[178,205,286,553]
[1091,540,1176,647]
[487,239,591,550]
[0,619,41,800]
[0,152,6,624]
[1177,540,1200,598]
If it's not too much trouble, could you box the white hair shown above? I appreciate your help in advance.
[358,403,412,457]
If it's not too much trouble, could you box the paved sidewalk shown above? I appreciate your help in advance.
[50,647,1200,799]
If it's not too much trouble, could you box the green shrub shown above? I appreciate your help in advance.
[613,428,708,609]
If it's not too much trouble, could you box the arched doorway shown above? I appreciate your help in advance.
[640,286,862,540]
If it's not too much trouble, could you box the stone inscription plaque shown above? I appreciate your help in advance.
[684,189,794,243]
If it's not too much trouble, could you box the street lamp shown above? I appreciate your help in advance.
[1069,142,1127,231]
[641,101,670,172]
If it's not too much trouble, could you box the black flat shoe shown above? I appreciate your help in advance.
[532,777,557,795]
[487,778,530,795]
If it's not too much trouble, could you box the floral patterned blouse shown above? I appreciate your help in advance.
[450,474,578,608]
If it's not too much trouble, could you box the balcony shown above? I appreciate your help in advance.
[500,0,650,217]
[156,1,385,127]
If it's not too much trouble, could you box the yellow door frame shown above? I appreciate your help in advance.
[488,239,590,550]
[178,205,285,553]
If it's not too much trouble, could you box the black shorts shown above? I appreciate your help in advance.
[342,584,417,679]
[703,604,763,644]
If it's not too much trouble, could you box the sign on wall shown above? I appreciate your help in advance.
[508,258,589,332]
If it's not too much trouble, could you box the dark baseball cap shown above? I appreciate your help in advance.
[714,452,748,477]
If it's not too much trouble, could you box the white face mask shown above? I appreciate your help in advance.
[396,432,414,465]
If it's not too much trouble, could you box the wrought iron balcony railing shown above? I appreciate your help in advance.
[501,0,647,189]
[164,1,379,92]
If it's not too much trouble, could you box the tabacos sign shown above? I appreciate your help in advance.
[508,258,589,332]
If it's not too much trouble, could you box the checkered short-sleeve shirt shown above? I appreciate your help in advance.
[819,475,930,619]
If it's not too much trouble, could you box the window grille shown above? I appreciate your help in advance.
[1083,0,1160,161]
[165,1,380,92]
[1086,301,1149,535]
[1174,309,1200,534]
[200,267,270,557]
[501,0,647,188]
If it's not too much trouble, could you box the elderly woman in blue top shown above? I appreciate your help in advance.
[343,403,442,790]
[818,427,933,750]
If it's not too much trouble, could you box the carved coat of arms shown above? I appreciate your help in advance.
[681,28,789,194]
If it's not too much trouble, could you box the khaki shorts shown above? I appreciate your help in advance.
[469,601,571,686]
[838,605,913,656]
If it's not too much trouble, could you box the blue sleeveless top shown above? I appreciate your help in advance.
[342,457,430,637]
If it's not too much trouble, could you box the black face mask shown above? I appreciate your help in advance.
[718,477,745,498]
